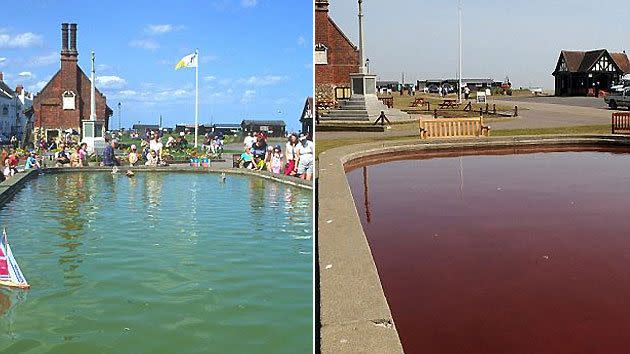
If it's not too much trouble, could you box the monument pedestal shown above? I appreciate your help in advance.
[82,120,106,153]
[321,73,410,122]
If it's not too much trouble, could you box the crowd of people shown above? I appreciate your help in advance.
[0,128,315,183]
[102,129,171,167]
[0,148,41,182]
[237,131,314,181]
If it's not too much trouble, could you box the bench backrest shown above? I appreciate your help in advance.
[612,112,630,134]
[419,117,490,139]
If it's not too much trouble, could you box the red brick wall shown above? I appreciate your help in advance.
[33,59,109,131]
[315,7,360,87]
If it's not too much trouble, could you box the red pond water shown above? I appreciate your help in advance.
[346,146,630,354]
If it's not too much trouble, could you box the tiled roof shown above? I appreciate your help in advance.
[0,80,14,99]
[611,52,630,73]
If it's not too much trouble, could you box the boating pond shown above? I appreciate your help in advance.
[0,172,312,353]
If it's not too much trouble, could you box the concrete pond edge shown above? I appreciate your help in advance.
[0,165,312,209]
[317,134,630,354]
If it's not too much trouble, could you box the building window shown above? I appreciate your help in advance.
[1,106,7,116]
[62,91,76,110]
[315,44,328,65]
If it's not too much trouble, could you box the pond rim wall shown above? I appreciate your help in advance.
[0,165,312,209]
[317,134,630,354]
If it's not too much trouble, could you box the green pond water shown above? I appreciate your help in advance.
[0,172,313,354]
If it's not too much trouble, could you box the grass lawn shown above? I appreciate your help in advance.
[315,125,611,159]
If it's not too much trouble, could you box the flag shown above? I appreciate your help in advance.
[175,53,198,70]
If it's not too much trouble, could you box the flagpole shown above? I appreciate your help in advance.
[458,0,463,103]
[195,48,199,148]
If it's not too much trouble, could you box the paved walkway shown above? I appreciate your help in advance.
[318,99,615,140]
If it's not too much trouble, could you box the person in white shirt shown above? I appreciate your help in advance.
[295,133,314,181]
[243,132,256,149]
[149,134,163,162]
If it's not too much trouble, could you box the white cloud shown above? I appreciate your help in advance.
[28,52,57,67]
[29,80,48,93]
[238,75,287,86]
[119,90,137,97]
[96,75,127,89]
[204,75,217,82]
[297,36,306,46]
[0,32,43,48]
[0,57,6,67]
[146,24,184,35]
[241,0,258,7]
[241,89,256,104]
[18,71,34,79]
[129,39,159,50]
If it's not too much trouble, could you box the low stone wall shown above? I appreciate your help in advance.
[38,165,312,190]
[0,165,311,209]
[0,169,38,206]
[317,134,630,353]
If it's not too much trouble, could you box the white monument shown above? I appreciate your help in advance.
[82,51,106,153]
[322,0,408,122]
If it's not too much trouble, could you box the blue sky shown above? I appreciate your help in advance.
[0,0,313,131]
[329,0,628,90]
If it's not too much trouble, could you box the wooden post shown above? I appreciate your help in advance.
[485,103,489,114]
[434,109,438,118]
[493,104,496,115]
[514,106,519,117]
[427,102,431,111]
[479,107,483,117]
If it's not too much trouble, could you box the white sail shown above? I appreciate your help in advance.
[0,229,29,289]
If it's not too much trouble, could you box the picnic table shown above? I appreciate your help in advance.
[410,97,427,107]
[378,97,394,108]
[438,99,460,109]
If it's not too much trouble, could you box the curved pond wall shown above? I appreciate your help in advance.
[317,135,630,353]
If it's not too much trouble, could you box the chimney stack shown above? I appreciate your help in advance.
[61,23,69,53]
[0,72,3,81]
[69,23,77,54]
[15,85,23,94]
[315,0,329,12]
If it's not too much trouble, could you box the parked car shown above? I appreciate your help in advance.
[604,87,630,109]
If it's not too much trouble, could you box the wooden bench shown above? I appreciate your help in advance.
[419,117,490,139]
[612,112,630,134]
[378,96,394,108]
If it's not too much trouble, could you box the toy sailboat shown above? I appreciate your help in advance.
[0,229,29,289]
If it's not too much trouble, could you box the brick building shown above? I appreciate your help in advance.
[32,23,111,143]
[315,0,360,100]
